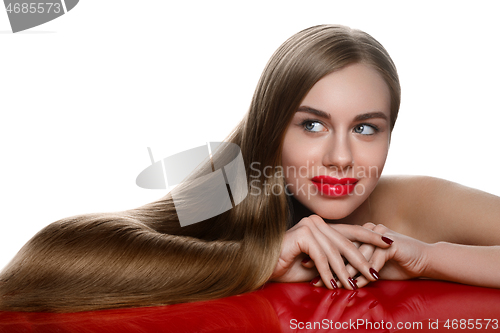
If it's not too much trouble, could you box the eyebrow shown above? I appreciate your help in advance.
[297,106,388,122]
[297,106,330,119]
[354,112,388,122]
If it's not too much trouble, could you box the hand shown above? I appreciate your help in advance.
[297,222,388,288]
[354,224,430,287]
[269,215,393,290]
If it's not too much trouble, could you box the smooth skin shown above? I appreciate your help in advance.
[270,63,500,290]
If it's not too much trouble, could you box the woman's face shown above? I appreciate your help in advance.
[281,63,391,220]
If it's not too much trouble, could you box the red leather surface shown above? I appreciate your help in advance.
[1,280,500,332]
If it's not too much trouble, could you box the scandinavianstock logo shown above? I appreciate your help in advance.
[3,0,78,33]
[136,143,248,227]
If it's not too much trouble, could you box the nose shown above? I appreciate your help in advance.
[322,134,354,171]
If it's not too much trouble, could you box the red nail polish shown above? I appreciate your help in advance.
[369,300,379,309]
[348,277,358,290]
[330,279,338,289]
[302,256,311,264]
[348,290,358,301]
[370,268,380,280]
[382,236,394,245]
[310,276,321,285]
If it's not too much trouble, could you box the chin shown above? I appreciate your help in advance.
[308,203,355,221]
[305,194,368,221]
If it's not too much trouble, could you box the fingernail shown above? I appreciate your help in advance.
[310,276,321,285]
[330,290,338,299]
[302,256,311,264]
[382,236,394,245]
[348,290,358,301]
[369,300,379,309]
[330,279,338,289]
[370,268,380,280]
[348,277,358,290]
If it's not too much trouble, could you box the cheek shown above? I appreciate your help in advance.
[281,147,303,184]
[282,135,307,175]
[355,141,389,178]
[282,138,324,183]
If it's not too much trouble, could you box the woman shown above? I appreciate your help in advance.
[0,24,499,313]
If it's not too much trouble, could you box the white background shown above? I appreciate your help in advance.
[1,1,499,270]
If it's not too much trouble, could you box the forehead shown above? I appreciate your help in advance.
[300,63,391,118]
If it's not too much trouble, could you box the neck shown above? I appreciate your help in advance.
[290,196,372,227]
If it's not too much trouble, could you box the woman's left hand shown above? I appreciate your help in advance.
[353,223,431,288]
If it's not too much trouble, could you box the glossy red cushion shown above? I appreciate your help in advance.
[1,280,499,332]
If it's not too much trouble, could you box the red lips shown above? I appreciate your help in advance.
[311,176,358,196]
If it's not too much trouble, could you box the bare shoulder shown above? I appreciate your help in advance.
[371,174,483,206]
[367,175,430,237]
[373,175,456,200]
[370,175,500,244]
[369,175,435,213]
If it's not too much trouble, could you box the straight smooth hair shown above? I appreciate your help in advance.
[0,25,400,312]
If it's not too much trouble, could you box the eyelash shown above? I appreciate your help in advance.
[353,123,380,135]
[299,119,380,135]
[300,119,325,132]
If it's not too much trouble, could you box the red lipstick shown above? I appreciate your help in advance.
[311,176,358,197]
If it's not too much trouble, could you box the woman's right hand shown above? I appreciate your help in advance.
[269,215,393,290]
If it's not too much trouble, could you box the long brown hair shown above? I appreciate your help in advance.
[0,24,400,312]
